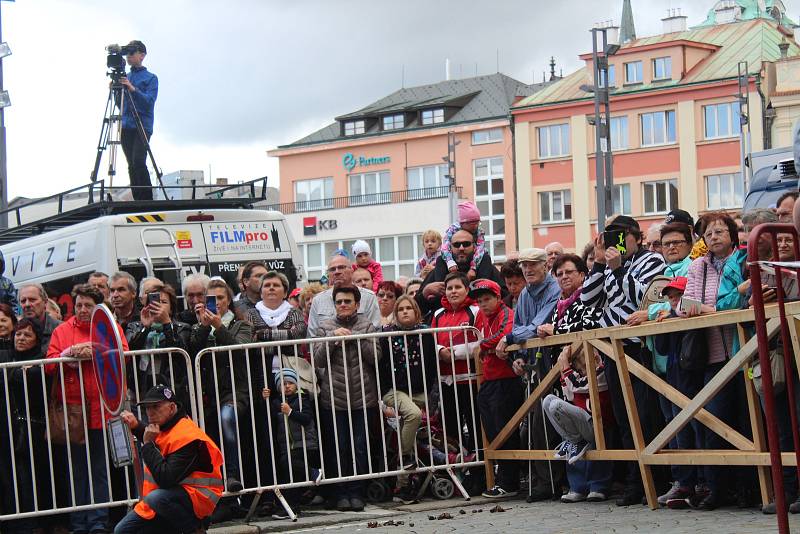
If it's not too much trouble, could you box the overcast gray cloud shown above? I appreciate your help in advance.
[2,0,781,198]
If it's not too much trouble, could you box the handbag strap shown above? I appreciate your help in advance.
[700,262,708,305]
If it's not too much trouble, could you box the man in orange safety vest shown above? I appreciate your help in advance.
[114,384,223,534]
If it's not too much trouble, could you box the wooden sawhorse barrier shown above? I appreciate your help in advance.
[483,301,800,510]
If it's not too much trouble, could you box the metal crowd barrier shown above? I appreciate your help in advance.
[0,348,193,522]
[194,326,486,520]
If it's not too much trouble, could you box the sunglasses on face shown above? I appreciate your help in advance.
[451,241,473,249]
[335,299,355,305]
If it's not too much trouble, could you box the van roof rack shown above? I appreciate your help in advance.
[0,177,269,245]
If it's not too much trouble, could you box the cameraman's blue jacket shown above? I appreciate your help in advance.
[122,66,158,135]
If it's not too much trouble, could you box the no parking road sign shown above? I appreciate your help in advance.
[91,304,126,416]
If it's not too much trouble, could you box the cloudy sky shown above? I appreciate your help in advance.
[2,0,788,199]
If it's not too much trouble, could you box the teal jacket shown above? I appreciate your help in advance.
[646,255,693,375]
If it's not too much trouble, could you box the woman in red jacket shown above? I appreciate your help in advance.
[430,272,480,457]
[46,284,128,533]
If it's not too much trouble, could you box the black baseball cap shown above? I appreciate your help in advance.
[126,40,146,54]
[605,215,640,233]
[664,209,694,228]
[136,384,176,406]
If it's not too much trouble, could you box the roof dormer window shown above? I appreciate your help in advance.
[421,108,445,125]
[382,114,405,131]
[344,120,365,136]
[652,57,672,81]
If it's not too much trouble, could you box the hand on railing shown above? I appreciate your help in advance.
[626,310,649,326]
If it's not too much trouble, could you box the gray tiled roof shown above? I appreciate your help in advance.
[281,72,548,148]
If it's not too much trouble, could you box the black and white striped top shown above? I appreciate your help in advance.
[581,248,666,331]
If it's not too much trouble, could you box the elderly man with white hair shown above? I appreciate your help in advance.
[544,242,564,272]
[178,273,211,325]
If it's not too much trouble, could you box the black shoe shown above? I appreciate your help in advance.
[272,510,299,520]
[394,486,418,505]
[698,493,719,511]
[350,497,365,511]
[336,497,351,512]
[226,477,243,493]
[616,488,644,507]
[526,488,553,502]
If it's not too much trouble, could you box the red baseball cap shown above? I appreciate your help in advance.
[289,288,301,298]
[469,279,501,299]
[660,276,687,297]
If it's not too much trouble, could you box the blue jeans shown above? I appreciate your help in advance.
[220,404,241,482]
[702,361,736,494]
[665,359,705,488]
[70,429,109,533]
[114,487,200,534]
[566,459,613,495]
[320,408,375,499]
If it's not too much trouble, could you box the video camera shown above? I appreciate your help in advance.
[105,43,138,81]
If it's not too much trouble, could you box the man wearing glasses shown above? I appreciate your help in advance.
[416,229,506,317]
[307,254,380,336]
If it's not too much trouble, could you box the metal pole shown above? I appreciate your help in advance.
[591,28,606,232]
[0,1,7,230]
[601,29,614,221]
[446,131,458,225]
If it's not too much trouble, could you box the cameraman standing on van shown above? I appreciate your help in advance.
[117,40,158,201]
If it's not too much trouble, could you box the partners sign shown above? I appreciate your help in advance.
[342,152,391,172]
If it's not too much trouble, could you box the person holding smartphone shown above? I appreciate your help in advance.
[188,279,253,509]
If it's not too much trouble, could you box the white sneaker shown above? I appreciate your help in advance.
[587,491,607,502]
[658,481,681,506]
[561,491,587,503]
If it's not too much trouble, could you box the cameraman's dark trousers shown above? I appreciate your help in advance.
[122,128,152,201]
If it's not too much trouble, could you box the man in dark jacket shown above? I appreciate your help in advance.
[416,229,506,318]
[116,384,223,534]
[18,283,61,357]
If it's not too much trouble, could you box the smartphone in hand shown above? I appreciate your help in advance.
[678,296,702,315]
[147,292,160,306]
[205,295,218,314]
[603,230,627,255]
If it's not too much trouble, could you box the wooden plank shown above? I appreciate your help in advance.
[486,364,562,452]
[644,318,782,455]
[738,323,773,507]
[611,338,658,510]
[606,301,800,340]
[507,328,609,351]
[641,451,800,466]
[486,449,638,461]
[617,345,753,451]
[583,341,606,450]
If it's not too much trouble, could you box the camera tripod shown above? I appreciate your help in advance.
[90,80,168,200]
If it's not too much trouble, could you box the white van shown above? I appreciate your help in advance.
[0,208,305,315]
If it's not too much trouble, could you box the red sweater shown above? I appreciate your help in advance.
[353,260,384,293]
[431,296,480,384]
[474,302,516,382]
[46,316,129,430]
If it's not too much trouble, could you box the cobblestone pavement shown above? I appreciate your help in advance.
[214,496,800,534]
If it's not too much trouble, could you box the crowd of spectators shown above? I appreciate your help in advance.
[0,196,797,531]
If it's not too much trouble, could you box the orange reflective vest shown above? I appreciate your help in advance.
[134,417,224,520]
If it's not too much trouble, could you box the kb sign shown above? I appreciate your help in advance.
[303,216,338,236]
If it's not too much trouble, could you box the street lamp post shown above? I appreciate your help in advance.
[0,2,10,230]
[585,27,619,233]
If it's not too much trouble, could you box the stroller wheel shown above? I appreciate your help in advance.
[366,480,389,503]
[431,477,454,500]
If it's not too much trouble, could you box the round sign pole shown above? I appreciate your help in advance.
[90,304,127,416]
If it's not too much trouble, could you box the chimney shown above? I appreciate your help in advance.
[662,8,688,33]
[445,58,451,81]
[780,37,790,58]
[215,177,228,186]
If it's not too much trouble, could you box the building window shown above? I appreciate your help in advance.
[704,102,741,139]
[382,114,404,131]
[625,61,643,84]
[613,183,632,215]
[407,164,449,199]
[643,179,678,214]
[706,172,744,209]
[539,190,572,223]
[474,157,506,259]
[348,171,390,206]
[472,128,503,145]
[641,110,676,146]
[421,108,444,125]
[294,177,334,211]
[652,57,672,80]
[303,235,420,282]
[601,116,629,151]
[538,123,570,158]
[343,120,365,136]
[599,64,616,88]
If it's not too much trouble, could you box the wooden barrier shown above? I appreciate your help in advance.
[483,301,800,510]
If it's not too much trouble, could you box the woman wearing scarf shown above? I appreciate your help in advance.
[126,283,191,405]
[45,285,129,534]
[190,279,252,494]
[537,254,595,339]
